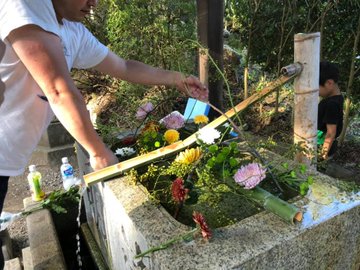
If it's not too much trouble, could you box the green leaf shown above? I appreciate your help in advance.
[208,144,219,153]
[229,157,238,167]
[221,147,231,156]
[307,176,314,185]
[215,153,226,163]
[299,182,309,196]
[206,159,215,168]
[229,142,237,149]
[282,162,289,169]
[222,169,231,178]
[299,164,307,174]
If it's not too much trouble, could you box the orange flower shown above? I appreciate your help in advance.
[164,129,180,144]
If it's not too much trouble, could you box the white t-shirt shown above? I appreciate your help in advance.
[0,0,109,176]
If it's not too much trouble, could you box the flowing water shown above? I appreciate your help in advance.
[76,185,87,269]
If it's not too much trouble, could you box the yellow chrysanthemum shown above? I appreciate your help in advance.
[175,147,202,164]
[164,129,180,144]
[194,115,209,125]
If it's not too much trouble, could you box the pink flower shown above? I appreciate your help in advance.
[192,212,212,240]
[159,111,185,130]
[171,178,189,203]
[234,163,266,189]
[136,102,154,120]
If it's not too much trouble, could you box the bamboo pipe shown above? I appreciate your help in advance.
[293,33,320,167]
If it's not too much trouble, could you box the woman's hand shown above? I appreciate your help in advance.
[175,74,209,102]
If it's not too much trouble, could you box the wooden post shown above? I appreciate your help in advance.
[196,0,209,87]
[293,33,320,166]
[208,0,224,118]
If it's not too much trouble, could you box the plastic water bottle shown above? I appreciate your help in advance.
[27,165,45,201]
[60,157,74,191]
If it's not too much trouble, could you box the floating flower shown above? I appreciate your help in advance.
[171,178,189,203]
[234,163,267,189]
[197,127,221,144]
[136,102,154,120]
[164,129,180,144]
[115,147,136,157]
[194,115,209,125]
[159,111,185,130]
[192,212,212,240]
[175,147,202,165]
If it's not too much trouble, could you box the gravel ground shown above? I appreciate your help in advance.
[3,162,76,261]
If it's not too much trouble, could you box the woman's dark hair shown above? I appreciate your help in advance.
[319,61,339,86]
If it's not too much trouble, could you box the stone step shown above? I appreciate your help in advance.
[22,247,33,270]
[4,257,22,270]
[0,229,13,261]
[23,197,66,270]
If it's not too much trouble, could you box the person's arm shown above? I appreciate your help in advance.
[94,50,208,101]
[8,25,118,171]
[321,124,337,159]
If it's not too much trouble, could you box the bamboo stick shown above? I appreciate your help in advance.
[84,70,301,186]
[293,33,320,166]
[243,186,302,223]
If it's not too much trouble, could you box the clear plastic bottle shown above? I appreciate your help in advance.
[27,165,45,201]
[60,157,74,191]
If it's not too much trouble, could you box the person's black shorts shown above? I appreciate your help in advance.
[0,176,9,269]
[0,176,9,214]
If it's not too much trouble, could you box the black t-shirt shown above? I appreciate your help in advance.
[318,95,344,138]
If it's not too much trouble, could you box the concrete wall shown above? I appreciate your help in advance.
[77,145,360,270]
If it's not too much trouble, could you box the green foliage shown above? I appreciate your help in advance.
[41,186,80,214]
[137,130,165,153]
[275,162,313,196]
[104,0,196,72]
[224,0,360,98]
[22,186,81,216]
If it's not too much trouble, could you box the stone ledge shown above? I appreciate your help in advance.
[22,247,33,270]
[4,257,21,270]
[23,197,66,270]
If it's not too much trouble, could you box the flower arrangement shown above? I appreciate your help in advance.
[113,101,309,232]
[106,100,318,259]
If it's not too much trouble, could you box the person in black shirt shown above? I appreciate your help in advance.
[317,61,344,159]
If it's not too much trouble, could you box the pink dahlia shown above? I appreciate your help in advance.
[234,163,266,189]
[136,102,154,120]
[160,111,185,130]
[171,178,189,203]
